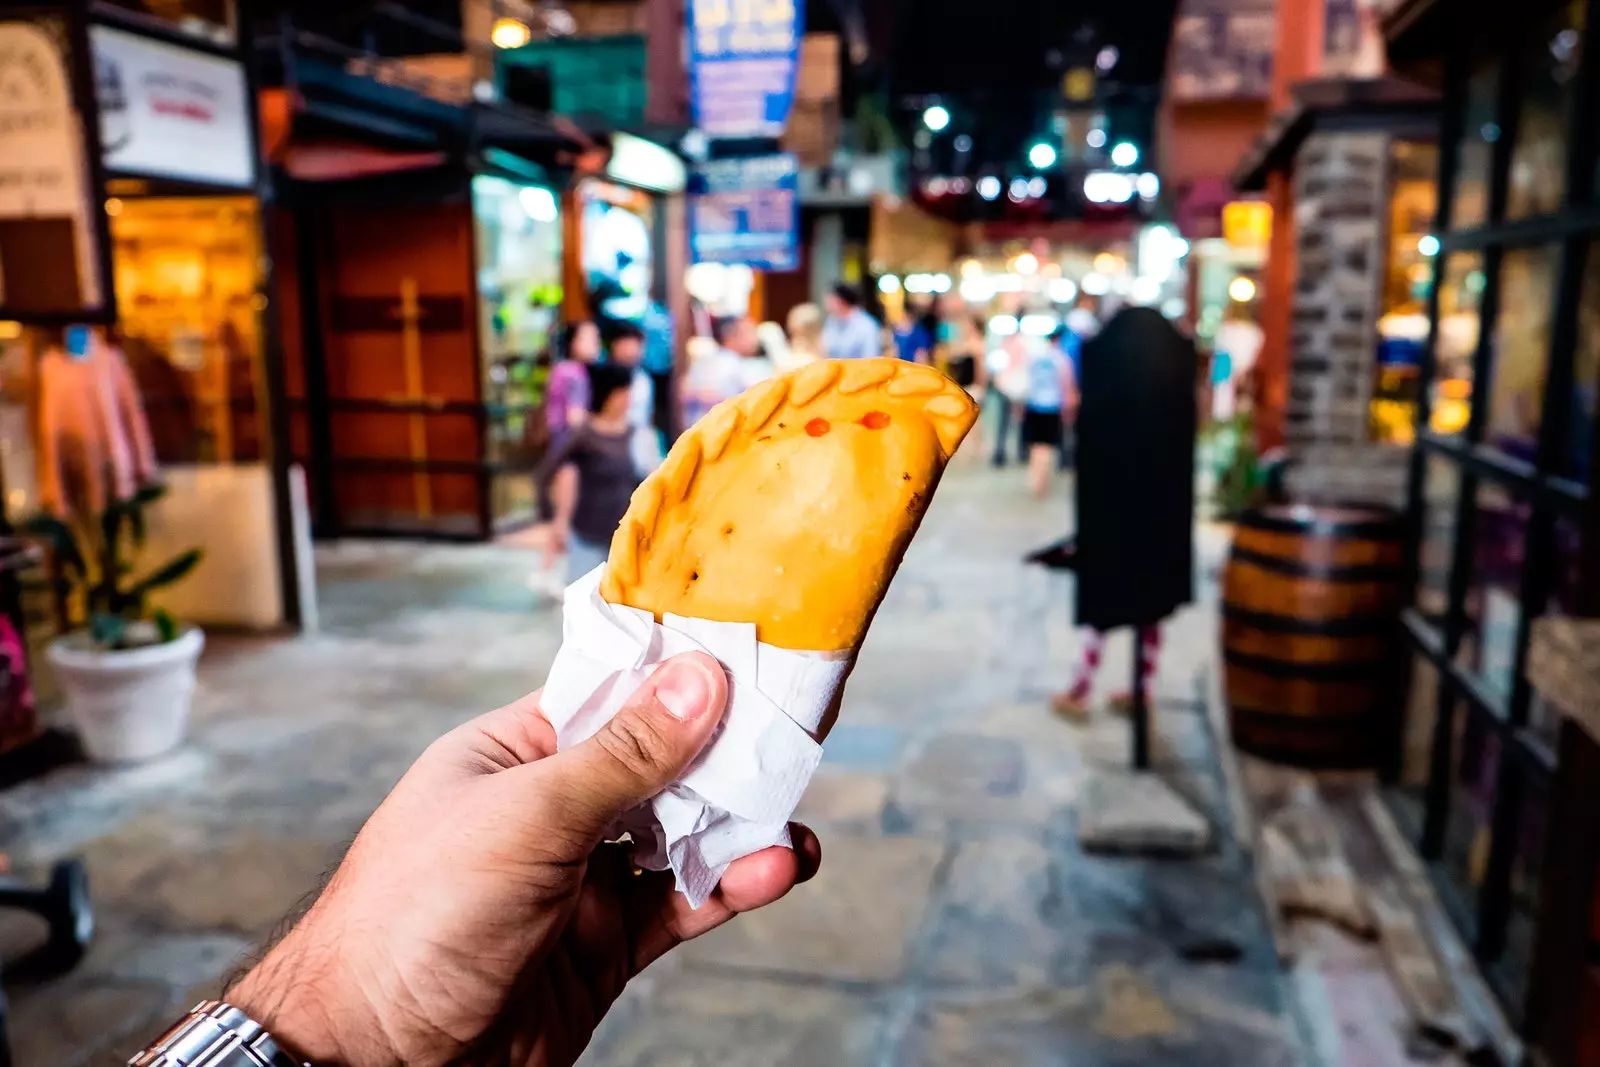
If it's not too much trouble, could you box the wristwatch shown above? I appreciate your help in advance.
[129,1001,309,1067]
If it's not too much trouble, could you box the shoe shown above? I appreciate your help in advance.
[1026,537,1077,570]
[1050,691,1091,722]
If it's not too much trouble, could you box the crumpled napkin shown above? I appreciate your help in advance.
[540,566,850,907]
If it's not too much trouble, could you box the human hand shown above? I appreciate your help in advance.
[546,522,569,560]
[229,653,820,1067]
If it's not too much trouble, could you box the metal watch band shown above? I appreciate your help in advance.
[128,1001,309,1067]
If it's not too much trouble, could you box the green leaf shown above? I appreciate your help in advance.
[20,515,85,579]
[129,548,203,597]
[90,612,126,649]
[152,608,178,644]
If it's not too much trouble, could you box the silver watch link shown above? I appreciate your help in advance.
[129,1001,308,1067]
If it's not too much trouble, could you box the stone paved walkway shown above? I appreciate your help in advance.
[0,461,1304,1067]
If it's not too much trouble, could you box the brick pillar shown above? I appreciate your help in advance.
[1257,0,1328,453]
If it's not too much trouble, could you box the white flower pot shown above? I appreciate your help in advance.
[47,627,205,763]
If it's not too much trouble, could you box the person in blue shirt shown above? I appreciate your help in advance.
[821,282,883,360]
[1019,329,1078,498]
[891,299,935,364]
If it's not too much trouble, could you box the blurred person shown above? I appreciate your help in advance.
[891,299,935,364]
[944,315,987,459]
[131,651,816,1067]
[1030,308,1197,721]
[1065,298,1101,343]
[682,316,772,426]
[536,362,642,585]
[1019,329,1075,498]
[607,323,663,477]
[545,321,601,442]
[821,282,881,360]
[782,302,826,370]
[987,331,1027,467]
[642,299,678,443]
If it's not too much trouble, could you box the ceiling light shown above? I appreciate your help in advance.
[1086,129,1107,149]
[1110,141,1139,167]
[1029,142,1058,169]
[491,17,532,48]
[879,275,901,294]
[1228,276,1258,302]
[977,175,1002,201]
[923,105,951,132]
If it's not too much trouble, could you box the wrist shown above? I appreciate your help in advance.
[228,922,386,1067]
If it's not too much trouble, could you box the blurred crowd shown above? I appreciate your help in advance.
[529,284,1102,588]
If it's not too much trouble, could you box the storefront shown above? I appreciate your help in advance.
[0,4,306,637]
[1233,76,1440,507]
[265,16,586,540]
[1384,0,1600,1039]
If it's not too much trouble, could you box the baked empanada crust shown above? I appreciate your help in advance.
[600,358,978,653]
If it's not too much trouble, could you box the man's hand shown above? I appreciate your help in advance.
[230,653,820,1067]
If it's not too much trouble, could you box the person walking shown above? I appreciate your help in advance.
[821,282,882,360]
[606,323,663,477]
[545,321,601,443]
[1018,331,1075,497]
[536,363,642,585]
[987,331,1026,467]
[891,299,935,364]
[945,315,988,460]
[780,303,826,371]
[682,315,773,426]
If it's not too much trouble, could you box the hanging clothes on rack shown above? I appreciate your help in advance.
[35,331,159,516]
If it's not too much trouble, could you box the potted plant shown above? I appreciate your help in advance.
[26,486,204,763]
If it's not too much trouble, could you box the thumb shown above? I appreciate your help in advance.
[538,652,727,842]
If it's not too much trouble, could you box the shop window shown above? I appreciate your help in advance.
[1452,61,1501,230]
[1502,772,1551,1006]
[1460,481,1531,704]
[109,197,267,465]
[1568,244,1600,482]
[1507,2,1584,219]
[1373,141,1441,445]
[1416,453,1462,622]
[1530,512,1590,750]
[472,176,564,529]
[1401,653,1445,797]
[1486,245,1560,464]
[1431,252,1485,436]
[1444,710,1501,900]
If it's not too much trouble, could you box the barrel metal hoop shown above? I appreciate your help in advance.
[1227,703,1390,728]
[1236,511,1405,539]
[1228,545,1404,583]
[1221,604,1400,637]
[1224,648,1402,682]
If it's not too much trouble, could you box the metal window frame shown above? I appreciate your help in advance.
[1393,0,1600,1025]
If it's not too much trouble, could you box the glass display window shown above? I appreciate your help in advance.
[1444,709,1500,902]
[1373,140,1440,445]
[1416,452,1462,622]
[1486,245,1560,464]
[108,196,266,465]
[1431,252,1485,436]
[471,176,564,529]
[579,179,655,328]
[1459,480,1531,705]
[1506,2,1584,220]
[1451,60,1500,231]
[1569,244,1600,482]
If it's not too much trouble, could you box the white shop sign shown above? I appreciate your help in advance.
[90,25,253,188]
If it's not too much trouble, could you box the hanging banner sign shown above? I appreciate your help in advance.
[91,24,254,187]
[688,154,799,271]
[0,18,107,319]
[687,0,804,140]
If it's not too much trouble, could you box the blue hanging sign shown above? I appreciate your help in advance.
[688,154,799,271]
[687,0,804,140]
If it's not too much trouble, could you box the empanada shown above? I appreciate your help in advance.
[601,357,978,657]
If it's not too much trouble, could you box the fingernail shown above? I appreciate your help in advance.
[653,656,717,720]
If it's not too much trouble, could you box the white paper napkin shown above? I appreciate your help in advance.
[539,566,851,908]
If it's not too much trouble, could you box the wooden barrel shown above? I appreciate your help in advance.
[1222,505,1406,768]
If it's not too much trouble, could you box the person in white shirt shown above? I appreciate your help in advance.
[821,282,882,361]
[682,316,774,427]
[606,324,663,476]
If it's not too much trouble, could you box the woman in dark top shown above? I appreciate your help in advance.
[536,363,641,585]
